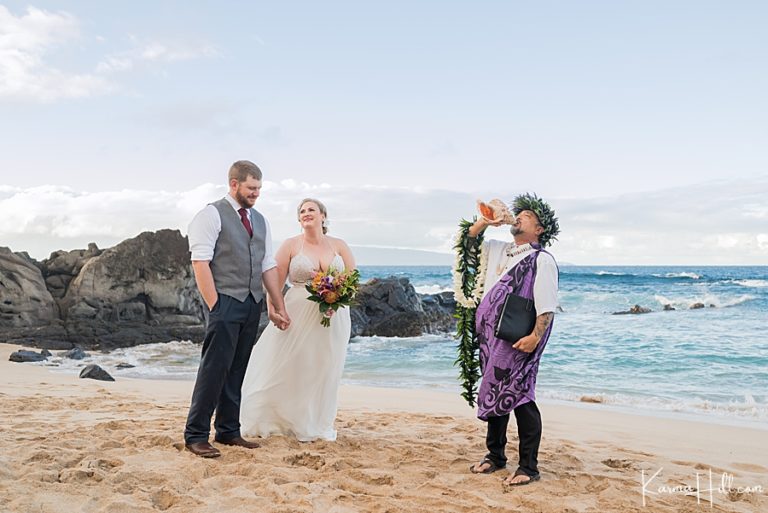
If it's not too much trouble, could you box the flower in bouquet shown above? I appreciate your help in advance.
[305,268,361,327]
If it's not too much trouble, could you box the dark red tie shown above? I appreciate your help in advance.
[238,208,253,237]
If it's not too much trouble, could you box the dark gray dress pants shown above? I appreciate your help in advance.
[184,294,263,444]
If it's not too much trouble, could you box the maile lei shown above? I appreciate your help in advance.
[452,218,489,407]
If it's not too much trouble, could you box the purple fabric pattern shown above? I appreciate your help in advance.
[475,248,554,420]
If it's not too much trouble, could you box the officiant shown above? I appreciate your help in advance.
[467,194,560,487]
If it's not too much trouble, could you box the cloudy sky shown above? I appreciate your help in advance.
[1,1,766,265]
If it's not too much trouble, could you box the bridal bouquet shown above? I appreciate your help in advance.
[306,268,361,327]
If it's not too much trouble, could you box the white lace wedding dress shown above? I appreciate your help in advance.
[240,251,351,441]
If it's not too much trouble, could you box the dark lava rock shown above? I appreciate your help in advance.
[612,304,652,315]
[79,364,115,382]
[349,277,454,337]
[9,349,49,363]
[60,347,89,360]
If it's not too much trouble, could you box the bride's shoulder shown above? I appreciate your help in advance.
[278,235,302,254]
[327,235,350,251]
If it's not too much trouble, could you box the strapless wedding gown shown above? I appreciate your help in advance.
[240,252,351,441]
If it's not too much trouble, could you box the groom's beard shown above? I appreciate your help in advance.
[234,188,257,208]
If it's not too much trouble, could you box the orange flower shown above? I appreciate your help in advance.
[323,291,339,304]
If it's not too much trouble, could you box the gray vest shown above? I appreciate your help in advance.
[209,198,267,302]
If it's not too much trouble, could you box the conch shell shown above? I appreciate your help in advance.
[477,199,515,224]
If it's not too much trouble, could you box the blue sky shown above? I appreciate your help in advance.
[1,1,766,264]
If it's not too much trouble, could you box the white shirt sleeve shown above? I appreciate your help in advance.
[533,253,559,315]
[261,216,277,272]
[188,205,221,261]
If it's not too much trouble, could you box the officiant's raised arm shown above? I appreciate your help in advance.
[468,216,508,238]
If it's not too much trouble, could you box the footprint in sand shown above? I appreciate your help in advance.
[100,440,123,450]
[58,467,104,483]
[22,470,59,483]
[284,452,325,470]
[671,460,728,474]
[83,457,124,471]
[562,453,586,471]
[25,450,56,464]
[139,434,176,447]
[343,469,395,487]
[330,458,364,471]
[585,476,611,494]
[602,458,636,470]
[731,462,768,473]
[151,487,181,511]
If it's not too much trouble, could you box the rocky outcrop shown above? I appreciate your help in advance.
[56,229,204,350]
[419,291,457,333]
[3,233,457,350]
[350,277,455,337]
[2,230,205,350]
[41,243,102,299]
[0,247,57,328]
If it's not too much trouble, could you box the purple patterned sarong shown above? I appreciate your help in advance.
[476,249,554,420]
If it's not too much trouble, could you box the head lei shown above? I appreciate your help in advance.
[511,193,560,248]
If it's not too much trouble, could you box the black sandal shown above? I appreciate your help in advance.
[504,469,541,486]
[469,457,505,474]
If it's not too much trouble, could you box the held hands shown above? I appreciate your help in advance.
[512,334,540,353]
[269,308,291,331]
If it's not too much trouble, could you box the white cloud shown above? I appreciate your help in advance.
[96,39,218,73]
[0,6,219,102]
[714,234,742,249]
[0,182,469,260]
[1,177,767,264]
[0,6,112,101]
[743,203,768,219]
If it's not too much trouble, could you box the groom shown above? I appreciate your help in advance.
[184,160,290,458]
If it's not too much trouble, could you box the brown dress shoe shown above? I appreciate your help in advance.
[185,441,221,458]
[214,436,260,449]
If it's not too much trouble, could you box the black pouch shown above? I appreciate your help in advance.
[494,294,536,343]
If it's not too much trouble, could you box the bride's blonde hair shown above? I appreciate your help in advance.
[297,198,329,234]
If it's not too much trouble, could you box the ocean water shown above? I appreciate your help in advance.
[39,265,768,425]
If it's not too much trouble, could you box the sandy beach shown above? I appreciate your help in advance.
[0,343,765,513]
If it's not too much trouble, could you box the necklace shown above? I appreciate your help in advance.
[495,243,533,276]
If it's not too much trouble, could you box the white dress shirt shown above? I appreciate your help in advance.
[188,194,277,272]
[481,239,559,315]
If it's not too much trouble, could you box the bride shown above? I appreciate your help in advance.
[240,198,355,441]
